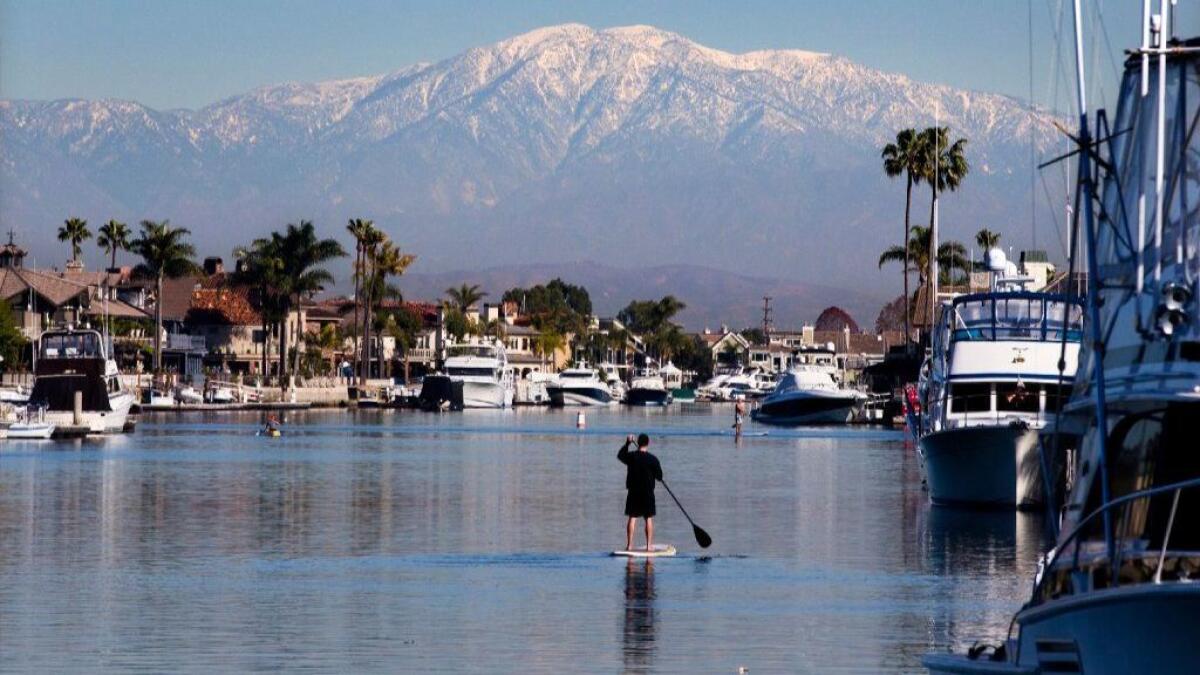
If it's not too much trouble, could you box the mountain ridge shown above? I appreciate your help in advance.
[0,23,1064,298]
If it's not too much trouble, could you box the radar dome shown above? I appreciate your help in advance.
[986,247,1008,272]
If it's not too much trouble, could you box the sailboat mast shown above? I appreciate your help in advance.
[1071,0,1115,562]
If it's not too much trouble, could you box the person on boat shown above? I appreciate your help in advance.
[263,416,281,437]
[618,433,663,552]
[733,399,746,436]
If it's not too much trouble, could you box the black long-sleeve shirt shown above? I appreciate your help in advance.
[618,441,662,494]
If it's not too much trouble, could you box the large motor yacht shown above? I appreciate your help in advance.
[925,11,1200,673]
[752,347,864,425]
[430,342,514,409]
[624,367,672,406]
[29,326,134,433]
[917,264,1083,509]
[546,365,613,406]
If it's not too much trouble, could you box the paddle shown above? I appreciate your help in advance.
[659,479,712,548]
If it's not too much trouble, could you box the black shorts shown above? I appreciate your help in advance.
[625,490,656,518]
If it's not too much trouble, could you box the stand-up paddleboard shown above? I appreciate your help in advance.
[612,544,676,558]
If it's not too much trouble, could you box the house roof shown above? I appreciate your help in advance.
[84,298,150,320]
[0,267,92,307]
[911,283,970,327]
[188,286,262,326]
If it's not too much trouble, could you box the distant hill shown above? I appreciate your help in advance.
[1,23,1063,294]
[399,261,887,332]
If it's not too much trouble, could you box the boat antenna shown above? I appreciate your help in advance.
[1070,0,1115,563]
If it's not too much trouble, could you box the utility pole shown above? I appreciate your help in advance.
[761,296,773,342]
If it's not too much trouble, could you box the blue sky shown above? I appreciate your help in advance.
[2,0,1184,112]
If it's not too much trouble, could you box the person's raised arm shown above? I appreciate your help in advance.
[617,434,634,464]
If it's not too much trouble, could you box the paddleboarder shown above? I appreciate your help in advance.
[618,433,663,552]
[733,399,746,437]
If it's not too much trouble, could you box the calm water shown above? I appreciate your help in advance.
[0,406,1046,673]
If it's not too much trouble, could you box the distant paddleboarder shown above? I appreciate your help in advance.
[733,399,746,437]
[618,433,663,552]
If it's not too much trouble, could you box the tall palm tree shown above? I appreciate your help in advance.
[96,220,131,271]
[974,228,1000,263]
[345,218,374,386]
[881,128,925,343]
[364,240,414,379]
[235,238,286,382]
[276,221,346,383]
[445,283,486,314]
[58,217,92,264]
[130,220,198,373]
[919,126,969,327]
[358,226,387,379]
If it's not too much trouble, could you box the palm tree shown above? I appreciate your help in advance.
[365,240,414,379]
[878,225,972,288]
[357,227,387,379]
[130,220,198,373]
[881,128,925,343]
[975,228,1000,263]
[97,220,131,271]
[58,217,92,264]
[533,330,564,371]
[919,126,969,325]
[345,218,374,386]
[445,283,486,314]
[277,221,346,383]
[234,238,286,382]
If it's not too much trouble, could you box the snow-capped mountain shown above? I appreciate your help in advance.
[0,24,1062,291]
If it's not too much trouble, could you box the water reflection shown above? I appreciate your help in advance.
[0,409,1042,671]
[622,558,657,673]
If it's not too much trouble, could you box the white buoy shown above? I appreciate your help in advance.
[576,411,586,428]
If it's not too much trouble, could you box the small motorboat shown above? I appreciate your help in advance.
[176,386,204,405]
[7,422,55,440]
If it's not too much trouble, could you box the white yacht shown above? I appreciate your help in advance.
[625,368,672,406]
[441,342,515,409]
[925,13,1200,673]
[30,327,134,433]
[917,259,1083,509]
[753,347,864,424]
[547,365,613,406]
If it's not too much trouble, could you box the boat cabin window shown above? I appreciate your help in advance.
[948,382,991,413]
[40,332,101,359]
[995,383,1040,413]
[561,371,593,379]
[1079,403,1200,552]
[951,296,1083,342]
[447,367,497,378]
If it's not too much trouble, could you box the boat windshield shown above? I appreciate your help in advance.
[40,331,103,359]
[561,371,594,379]
[447,367,497,378]
[951,294,1083,343]
[447,345,497,359]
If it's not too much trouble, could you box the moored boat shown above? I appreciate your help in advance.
[925,10,1200,672]
[547,365,613,406]
[917,281,1083,509]
[30,326,134,433]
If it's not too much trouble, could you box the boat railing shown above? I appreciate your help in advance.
[1024,476,1200,610]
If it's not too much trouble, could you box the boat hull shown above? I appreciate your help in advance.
[624,388,671,406]
[752,391,859,425]
[919,424,1043,509]
[547,386,612,407]
[43,391,134,434]
[925,584,1200,674]
[460,381,513,409]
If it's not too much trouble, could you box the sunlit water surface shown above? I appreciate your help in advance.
[0,405,1046,673]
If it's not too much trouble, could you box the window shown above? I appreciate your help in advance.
[949,382,991,413]
[996,382,1039,413]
